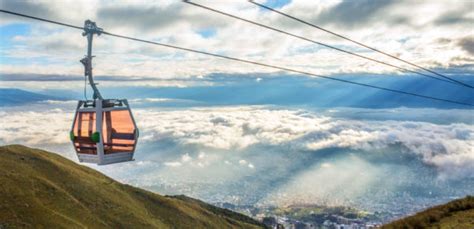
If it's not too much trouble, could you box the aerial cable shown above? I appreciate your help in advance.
[0,9,472,107]
[183,0,473,89]
[0,9,82,30]
[248,0,473,88]
[103,31,474,107]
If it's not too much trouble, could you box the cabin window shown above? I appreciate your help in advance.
[102,110,137,154]
[72,112,97,155]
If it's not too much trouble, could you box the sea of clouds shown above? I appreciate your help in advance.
[1,101,473,214]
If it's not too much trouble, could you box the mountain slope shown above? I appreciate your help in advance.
[382,196,474,228]
[0,145,265,229]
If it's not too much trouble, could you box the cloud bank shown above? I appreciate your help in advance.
[1,105,472,179]
[132,107,473,179]
[1,102,473,213]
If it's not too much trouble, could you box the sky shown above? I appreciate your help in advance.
[0,0,473,221]
[0,0,473,81]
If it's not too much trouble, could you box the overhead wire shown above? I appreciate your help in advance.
[248,0,473,89]
[0,9,472,107]
[0,9,83,30]
[183,0,473,89]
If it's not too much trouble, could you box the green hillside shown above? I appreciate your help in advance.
[383,196,474,229]
[0,145,265,229]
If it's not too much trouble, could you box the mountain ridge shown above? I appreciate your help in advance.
[382,196,474,228]
[0,88,63,106]
[0,144,265,228]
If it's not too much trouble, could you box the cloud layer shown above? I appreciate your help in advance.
[1,103,473,213]
[131,106,474,179]
[1,104,472,179]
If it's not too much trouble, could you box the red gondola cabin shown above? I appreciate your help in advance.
[70,99,138,164]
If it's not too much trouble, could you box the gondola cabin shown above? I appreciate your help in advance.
[70,99,138,165]
[68,20,139,165]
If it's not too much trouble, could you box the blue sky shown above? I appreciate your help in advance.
[0,23,30,64]
[0,23,30,44]
[197,27,217,38]
[262,0,291,9]
[0,0,472,80]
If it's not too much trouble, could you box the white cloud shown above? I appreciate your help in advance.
[198,152,205,159]
[133,106,474,179]
[0,109,73,145]
[1,0,472,78]
[2,105,472,179]
[164,161,182,167]
[321,162,332,168]
[162,151,219,169]
[181,153,192,163]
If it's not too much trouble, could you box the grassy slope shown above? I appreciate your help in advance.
[383,196,474,229]
[0,145,265,229]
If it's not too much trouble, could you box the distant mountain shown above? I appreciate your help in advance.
[99,74,474,109]
[0,88,62,106]
[382,196,474,228]
[3,74,473,109]
[0,145,265,228]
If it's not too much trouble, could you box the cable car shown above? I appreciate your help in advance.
[69,20,138,165]
[70,99,138,164]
